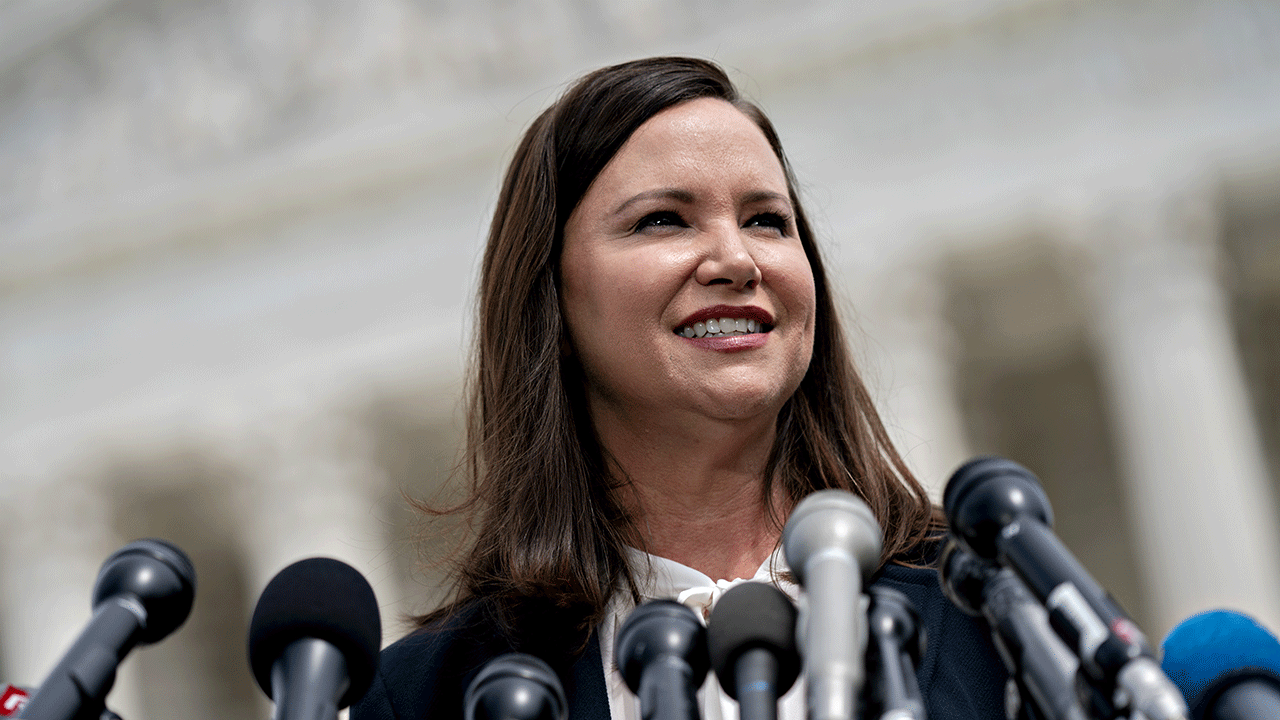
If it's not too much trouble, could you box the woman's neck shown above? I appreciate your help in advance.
[595,409,786,581]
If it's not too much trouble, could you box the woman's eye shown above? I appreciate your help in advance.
[634,211,686,232]
[745,212,790,233]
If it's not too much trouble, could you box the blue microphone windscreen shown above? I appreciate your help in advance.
[1160,609,1280,705]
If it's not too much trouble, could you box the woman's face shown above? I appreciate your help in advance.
[560,97,816,431]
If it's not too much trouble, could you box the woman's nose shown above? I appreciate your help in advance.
[694,226,762,290]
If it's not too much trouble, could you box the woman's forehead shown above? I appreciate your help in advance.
[584,98,790,209]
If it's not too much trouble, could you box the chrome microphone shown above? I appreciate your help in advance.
[783,490,882,720]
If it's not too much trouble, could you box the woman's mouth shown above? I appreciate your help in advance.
[675,317,771,338]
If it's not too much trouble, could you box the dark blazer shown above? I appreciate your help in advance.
[353,561,1009,720]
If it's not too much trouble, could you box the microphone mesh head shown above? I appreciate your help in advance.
[615,600,710,693]
[942,456,1053,559]
[465,653,567,720]
[782,489,882,585]
[93,538,197,644]
[247,558,382,708]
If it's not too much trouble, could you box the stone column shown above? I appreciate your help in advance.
[224,405,406,640]
[854,262,973,501]
[1075,188,1280,635]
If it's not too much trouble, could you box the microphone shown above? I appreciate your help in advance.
[782,489,883,720]
[706,582,800,720]
[863,586,926,720]
[944,456,1188,720]
[615,600,710,720]
[21,539,196,720]
[464,654,567,720]
[247,558,382,720]
[1161,610,1280,720]
[938,539,1088,720]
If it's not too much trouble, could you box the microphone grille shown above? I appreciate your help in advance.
[247,558,382,708]
[465,653,567,720]
[941,456,1025,519]
[782,489,882,584]
[94,538,197,644]
[615,600,710,693]
[941,456,1053,559]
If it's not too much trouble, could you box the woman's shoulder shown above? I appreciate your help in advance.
[873,549,1011,720]
[353,598,612,720]
[352,602,514,720]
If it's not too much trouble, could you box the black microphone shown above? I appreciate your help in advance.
[782,489,883,720]
[247,558,382,720]
[1161,609,1280,720]
[944,456,1188,720]
[616,600,710,720]
[21,539,196,720]
[706,582,800,720]
[863,586,926,720]
[464,654,567,720]
[938,539,1088,720]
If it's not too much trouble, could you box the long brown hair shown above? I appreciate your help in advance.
[420,57,940,647]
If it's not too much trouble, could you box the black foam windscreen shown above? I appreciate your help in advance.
[707,581,801,699]
[247,557,382,708]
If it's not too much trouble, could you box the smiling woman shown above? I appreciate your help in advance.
[353,57,1008,720]
[560,97,817,519]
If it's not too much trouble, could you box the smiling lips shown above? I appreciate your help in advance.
[674,305,774,340]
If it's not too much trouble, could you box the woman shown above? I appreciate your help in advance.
[354,57,1006,720]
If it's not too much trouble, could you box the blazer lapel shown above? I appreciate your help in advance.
[567,630,611,719]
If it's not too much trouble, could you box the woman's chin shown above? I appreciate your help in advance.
[680,383,796,424]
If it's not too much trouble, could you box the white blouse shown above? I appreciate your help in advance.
[598,547,806,720]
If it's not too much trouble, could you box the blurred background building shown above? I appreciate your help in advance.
[1,0,1279,718]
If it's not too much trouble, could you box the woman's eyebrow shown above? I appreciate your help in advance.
[613,188,695,215]
[740,190,791,207]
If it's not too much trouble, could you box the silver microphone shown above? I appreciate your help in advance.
[783,490,883,720]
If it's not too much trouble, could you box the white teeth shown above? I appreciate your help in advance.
[676,317,768,338]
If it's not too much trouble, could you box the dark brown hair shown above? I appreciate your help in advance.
[421,57,940,647]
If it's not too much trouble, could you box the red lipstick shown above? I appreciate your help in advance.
[675,305,774,330]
